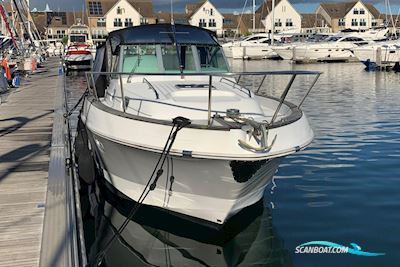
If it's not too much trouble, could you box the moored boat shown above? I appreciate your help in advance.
[77,24,320,227]
[64,20,94,71]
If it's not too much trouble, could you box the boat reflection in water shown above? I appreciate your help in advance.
[85,181,292,267]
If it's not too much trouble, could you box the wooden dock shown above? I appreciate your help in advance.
[0,58,84,267]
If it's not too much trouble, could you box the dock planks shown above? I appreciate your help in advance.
[0,60,58,267]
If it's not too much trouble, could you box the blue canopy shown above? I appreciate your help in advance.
[108,24,220,54]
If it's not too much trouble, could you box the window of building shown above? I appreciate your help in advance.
[209,19,216,27]
[97,18,106,27]
[360,8,365,14]
[210,8,213,15]
[125,18,133,27]
[351,19,358,26]
[223,18,233,24]
[140,17,148,25]
[275,19,282,27]
[360,18,366,26]
[353,8,359,15]
[338,18,345,26]
[199,18,206,27]
[372,19,377,27]
[88,1,103,15]
[117,6,123,14]
[113,18,122,27]
[286,18,293,27]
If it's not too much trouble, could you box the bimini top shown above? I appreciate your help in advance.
[108,24,219,53]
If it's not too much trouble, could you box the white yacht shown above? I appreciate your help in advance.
[290,35,371,63]
[353,41,400,69]
[78,24,320,227]
[64,21,94,71]
[222,33,279,60]
[272,33,334,60]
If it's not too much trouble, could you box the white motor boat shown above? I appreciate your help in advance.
[291,35,371,63]
[222,33,279,60]
[272,33,334,60]
[77,24,320,227]
[353,41,400,69]
[64,20,94,71]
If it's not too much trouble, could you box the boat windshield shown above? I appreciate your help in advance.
[325,36,341,42]
[70,35,86,43]
[121,44,229,74]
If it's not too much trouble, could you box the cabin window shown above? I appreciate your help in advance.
[161,45,196,73]
[70,35,86,43]
[197,46,228,72]
[122,45,160,73]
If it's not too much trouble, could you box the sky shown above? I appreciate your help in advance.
[30,0,400,14]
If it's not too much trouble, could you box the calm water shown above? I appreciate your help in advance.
[68,60,400,267]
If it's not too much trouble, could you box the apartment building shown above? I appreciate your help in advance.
[85,0,155,43]
[316,1,382,33]
[257,0,302,33]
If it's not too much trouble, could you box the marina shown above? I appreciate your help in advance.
[0,0,400,266]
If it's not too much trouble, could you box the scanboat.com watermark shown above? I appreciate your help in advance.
[295,241,385,256]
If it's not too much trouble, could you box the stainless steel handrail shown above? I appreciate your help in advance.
[85,70,322,127]
[142,77,160,99]
[219,77,252,97]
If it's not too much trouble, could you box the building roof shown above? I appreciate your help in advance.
[155,12,189,24]
[85,0,154,18]
[301,13,329,28]
[185,1,207,17]
[222,13,239,30]
[319,1,380,19]
[378,14,400,27]
[239,13,264,31]
[364,3,380,19]
[32,11,89,32]
[256,0,282,17]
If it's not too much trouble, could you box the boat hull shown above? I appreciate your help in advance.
[354,47,400,64]
[293,47,357,63]
[86,129,280,225]
[64,54,93,70]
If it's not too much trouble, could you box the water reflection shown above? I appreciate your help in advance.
[84,181,292,267]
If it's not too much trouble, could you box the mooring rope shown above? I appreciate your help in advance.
[88,116,191,266]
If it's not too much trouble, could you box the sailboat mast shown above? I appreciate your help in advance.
[271,0,275,45]
[252,0,255,32]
